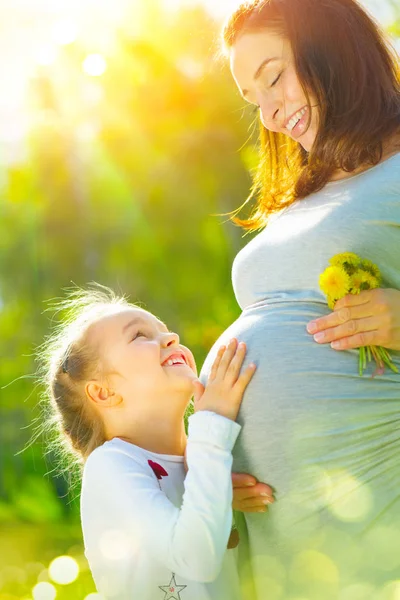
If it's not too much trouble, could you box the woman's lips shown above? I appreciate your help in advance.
[290,106,310,139]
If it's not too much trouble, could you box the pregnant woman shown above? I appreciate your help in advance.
[200,1,400,598]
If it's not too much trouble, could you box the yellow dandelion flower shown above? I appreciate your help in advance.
[329,252,361,268]
[360,258,382,283]
[319,266,351,300]
[349,271,366,293]
[350,270,380,292]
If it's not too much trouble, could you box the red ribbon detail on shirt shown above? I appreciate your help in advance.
[148,460,169,480]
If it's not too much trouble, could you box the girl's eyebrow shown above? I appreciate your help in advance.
[122,317,144,333]
[122,316,169,334]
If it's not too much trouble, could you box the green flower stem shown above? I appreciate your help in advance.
[359,347,365,376]
[376,346,399,374]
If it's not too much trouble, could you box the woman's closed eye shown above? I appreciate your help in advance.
[270,72,282,87]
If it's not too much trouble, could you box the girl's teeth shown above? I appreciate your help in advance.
[165,358,184,366]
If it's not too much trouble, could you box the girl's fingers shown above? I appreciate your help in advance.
[217,338,238,377]
[225,342,247,383]
[235,363,257,392]
[209,345,225,381]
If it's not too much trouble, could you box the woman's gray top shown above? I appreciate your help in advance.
[200,152,400,599]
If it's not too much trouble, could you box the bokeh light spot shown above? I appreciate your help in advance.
[83,54,107,77]
[329,472,373,522]
[32,581,57,600]
[49,555,79,585]
[291,550,339,585]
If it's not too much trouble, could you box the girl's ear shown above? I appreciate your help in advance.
[85,381,120,406]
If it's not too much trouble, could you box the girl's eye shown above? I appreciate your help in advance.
[271,72,282,87]
[132,331,146,340]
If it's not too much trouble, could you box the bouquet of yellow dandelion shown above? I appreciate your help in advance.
[319,252,398,377]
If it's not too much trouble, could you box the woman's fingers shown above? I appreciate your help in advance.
[232,472,258,488]
[307,288,400,351]
[310,316,381,346]
[233,496,273,512]
[307,293,374,336]
[233,484,275,504]
[232,479,275,513]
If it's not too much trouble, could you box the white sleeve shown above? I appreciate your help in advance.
[81,411,241,583]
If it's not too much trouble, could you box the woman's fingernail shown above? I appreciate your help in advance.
[244,482,256,486]
[307,322,318,334]
[262,498,273,505]
[260,492,275,502]
[314,332,325,342]
[331,341,341,349]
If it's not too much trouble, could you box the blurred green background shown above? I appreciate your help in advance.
[0,1,398,598]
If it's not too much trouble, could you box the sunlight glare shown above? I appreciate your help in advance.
[36,47,58,67]
[52,21,78,46]
[83,54,107,77]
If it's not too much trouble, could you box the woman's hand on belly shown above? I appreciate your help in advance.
[232,472,275,513]
[306,288,400,351]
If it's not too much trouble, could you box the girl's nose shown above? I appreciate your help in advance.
[161,331,180,347]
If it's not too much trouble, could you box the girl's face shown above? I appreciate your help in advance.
[230,30,319,152]
[89,307,198,413]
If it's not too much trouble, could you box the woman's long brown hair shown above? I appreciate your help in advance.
[224,0,400,230]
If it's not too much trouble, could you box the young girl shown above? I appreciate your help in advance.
[39,287,273,600]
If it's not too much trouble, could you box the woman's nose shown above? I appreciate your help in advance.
[257,92,280,129]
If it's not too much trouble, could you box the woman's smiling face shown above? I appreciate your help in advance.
[230,30,319,152]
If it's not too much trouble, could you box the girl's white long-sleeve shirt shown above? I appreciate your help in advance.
[80,410,242,600]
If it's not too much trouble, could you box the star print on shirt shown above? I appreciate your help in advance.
[158,573,187,599]
[148,460,169,480]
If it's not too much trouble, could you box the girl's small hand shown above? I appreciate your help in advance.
[194,339,256,421]
[232,473,275,513]
[307,288,400,352]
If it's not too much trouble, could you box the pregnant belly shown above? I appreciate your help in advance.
[199,301,400,530]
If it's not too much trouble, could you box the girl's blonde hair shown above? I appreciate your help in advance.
[35,284,134,485]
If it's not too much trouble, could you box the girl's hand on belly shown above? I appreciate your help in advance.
[306,288,400,351]
[231,472,275,513]
[193,339,257,422]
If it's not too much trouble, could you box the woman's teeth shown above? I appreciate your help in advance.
[286,107,307,132]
